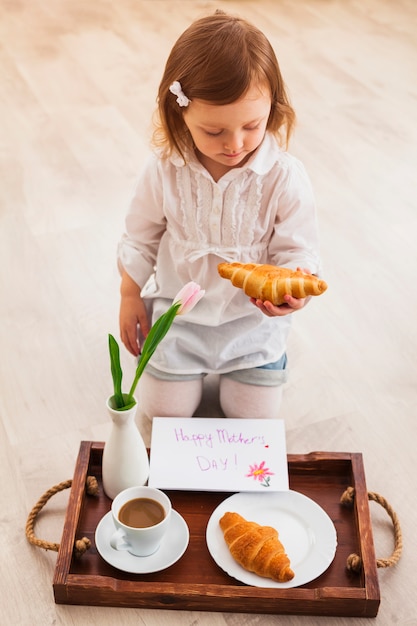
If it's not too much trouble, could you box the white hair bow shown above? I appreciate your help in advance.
[169,81,191,107]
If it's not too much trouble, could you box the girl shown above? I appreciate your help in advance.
[117,11,322,421]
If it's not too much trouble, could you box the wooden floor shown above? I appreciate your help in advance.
[1,0,416,624]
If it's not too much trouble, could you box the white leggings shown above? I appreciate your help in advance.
[137,371,283,426]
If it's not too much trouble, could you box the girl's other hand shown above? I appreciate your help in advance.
[250,294,307,317]
[119,270,150,356]
[119,294,150,356]
[250,265,312,317]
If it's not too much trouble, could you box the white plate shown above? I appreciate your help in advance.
[206,490,337,588]
[95,510,189,574]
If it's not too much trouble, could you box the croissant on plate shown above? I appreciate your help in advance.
[218,262,327,305]
[219,511,294,582]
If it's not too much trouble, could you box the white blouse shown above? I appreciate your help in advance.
[118,132,321,375]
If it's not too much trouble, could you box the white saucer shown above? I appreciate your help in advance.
[95,510,189,574]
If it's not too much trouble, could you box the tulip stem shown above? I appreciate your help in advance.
[126,302,181,403]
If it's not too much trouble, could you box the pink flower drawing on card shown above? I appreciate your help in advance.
[246,461,274,487]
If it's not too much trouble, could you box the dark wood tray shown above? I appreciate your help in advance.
[53,442,380,617]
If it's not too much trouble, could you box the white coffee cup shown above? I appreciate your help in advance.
[110,486,171,556]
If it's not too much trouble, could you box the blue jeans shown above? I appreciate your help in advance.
[145,353,288,388]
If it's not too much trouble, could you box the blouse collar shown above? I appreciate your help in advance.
[169,132,282,178]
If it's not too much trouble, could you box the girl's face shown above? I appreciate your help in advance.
[182,83,271,181]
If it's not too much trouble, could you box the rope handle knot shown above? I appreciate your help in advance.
[340,486,403,572]
[25,476,99,558]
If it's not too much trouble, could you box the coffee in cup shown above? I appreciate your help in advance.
[118,497,165,528]
[110,486,171,556]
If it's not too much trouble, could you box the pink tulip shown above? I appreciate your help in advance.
[174,281,205,315]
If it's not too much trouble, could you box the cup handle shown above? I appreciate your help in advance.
[110,527,131,551]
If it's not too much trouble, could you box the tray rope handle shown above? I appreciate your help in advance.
[340,486,403,573]
[25,476,99,559]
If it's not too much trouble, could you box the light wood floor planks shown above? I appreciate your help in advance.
[1,1,416,624]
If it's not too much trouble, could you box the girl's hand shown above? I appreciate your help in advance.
[250,266,311,317]
[119,270,150,356]
[250,294,307,317]
[119,294,150,356]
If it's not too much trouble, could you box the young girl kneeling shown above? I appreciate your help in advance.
[117,11,322,421]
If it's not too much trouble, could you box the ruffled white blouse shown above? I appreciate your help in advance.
[118,132,321,375]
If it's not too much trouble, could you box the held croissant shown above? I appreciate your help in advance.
[218,262,327,305]
[219,511,294,583]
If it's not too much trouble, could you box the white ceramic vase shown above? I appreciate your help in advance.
[102,395,150,500]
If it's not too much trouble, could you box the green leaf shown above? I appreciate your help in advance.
[127,303,180,401]
[108,334,125,408]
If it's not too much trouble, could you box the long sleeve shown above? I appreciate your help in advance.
[267,157,321,274]
[117,154,167,288]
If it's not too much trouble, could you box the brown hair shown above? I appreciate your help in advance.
[153,11,296,160]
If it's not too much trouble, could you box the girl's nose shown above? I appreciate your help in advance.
[224,133,243,153]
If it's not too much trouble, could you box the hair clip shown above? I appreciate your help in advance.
[169,81,191,107]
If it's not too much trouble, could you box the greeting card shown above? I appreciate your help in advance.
[148,417,289,492]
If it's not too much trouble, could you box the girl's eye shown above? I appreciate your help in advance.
[204,125,259,137]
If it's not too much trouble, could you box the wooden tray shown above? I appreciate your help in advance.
[53,442,380,617]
